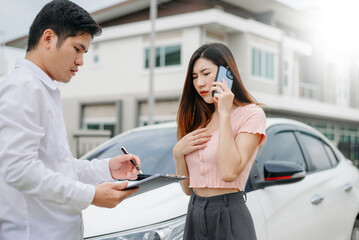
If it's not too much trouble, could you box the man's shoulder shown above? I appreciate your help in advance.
[0,68,46,105]
[0,67,40,91]
[2,66,34,83]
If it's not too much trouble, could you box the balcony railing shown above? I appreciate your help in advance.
[73,130,111,158]
[299,82,320,100]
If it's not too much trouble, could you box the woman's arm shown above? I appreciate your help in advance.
[212,80,263,182]
[217,115,261,182]
[173,153,192,195]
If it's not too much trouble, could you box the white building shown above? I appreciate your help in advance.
[0,47,25,82]
[4,0,359,163]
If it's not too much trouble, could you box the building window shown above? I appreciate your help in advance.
[86,123,115,135]
[137,99,179,126]
[81,103,119,137]
[145,44,181,68]
[251,47,275,81]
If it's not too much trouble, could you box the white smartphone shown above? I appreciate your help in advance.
[212,66,234,97]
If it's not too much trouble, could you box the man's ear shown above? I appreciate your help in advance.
[41,29,57,50]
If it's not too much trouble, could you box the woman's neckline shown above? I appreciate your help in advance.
[206,103,254,135]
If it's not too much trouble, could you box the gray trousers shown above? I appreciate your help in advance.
[183,191,257,240]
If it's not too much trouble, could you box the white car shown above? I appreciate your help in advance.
[81,118,359,240]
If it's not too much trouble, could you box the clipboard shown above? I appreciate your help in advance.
[123,173,187,197]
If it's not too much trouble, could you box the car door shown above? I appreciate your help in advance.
[296,131,359,239]
[251,124,328,240]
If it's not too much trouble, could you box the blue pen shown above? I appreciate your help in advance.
[120,146,143,174]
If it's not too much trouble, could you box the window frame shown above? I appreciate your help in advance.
[80,101,123,137]
[255,129,308,173]
[248,124,307,191]
[144,43,182,69]
[83,125,178,175]
[247,123,341,192]
[251,46,276,82]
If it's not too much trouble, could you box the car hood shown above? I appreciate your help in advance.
[83,183,189,238]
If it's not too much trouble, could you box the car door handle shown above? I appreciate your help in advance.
[344,183,353,192]
[311,194,324,205]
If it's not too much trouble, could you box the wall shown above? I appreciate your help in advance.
[60,26,203,152]
[0,46,25,82]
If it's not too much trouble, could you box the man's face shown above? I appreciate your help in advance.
[45,33,91,83]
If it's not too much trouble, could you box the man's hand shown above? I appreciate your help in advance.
[109,154,141,180]
[91,181,139,208]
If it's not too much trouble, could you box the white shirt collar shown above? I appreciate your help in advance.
[15,58,58,90]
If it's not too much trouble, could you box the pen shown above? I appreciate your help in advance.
[120,146,143,174]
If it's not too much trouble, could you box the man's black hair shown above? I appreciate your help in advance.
[27,0,102,52]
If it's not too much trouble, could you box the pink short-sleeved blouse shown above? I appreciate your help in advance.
[185,104,266,191]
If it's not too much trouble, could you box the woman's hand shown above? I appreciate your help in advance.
[173,128,211,196]
[211,79,234,116]
[173,128,211,159]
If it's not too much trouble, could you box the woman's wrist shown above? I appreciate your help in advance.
[173,153,185,162]
[219,113,231,123]
[173,146,184,160]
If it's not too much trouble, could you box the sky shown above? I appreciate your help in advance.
[0,0,124,42]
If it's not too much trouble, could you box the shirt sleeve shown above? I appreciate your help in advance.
[237,105,267,146]
[0,77,95,211]
[72,157,115,185]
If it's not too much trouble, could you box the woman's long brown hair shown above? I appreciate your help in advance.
[177,43,258,139]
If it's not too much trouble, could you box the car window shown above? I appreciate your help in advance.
[323,143,338,166]
[256,131,306,175]
[85,126,178,175]
[298,133,332,171]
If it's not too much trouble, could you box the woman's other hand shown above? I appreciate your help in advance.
[173,128,211,159]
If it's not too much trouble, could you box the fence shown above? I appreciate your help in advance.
[337,141,359,168]
[299,82,320,101]
[73,130,111,158]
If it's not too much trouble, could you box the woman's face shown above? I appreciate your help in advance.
[192,58,218,104]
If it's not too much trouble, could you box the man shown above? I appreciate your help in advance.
[0,1,140,239]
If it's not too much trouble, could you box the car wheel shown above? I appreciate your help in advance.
[352,219,359,240]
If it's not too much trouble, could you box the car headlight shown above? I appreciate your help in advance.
[85,215,186,240]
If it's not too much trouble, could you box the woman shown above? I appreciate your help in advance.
[173,43,266,240]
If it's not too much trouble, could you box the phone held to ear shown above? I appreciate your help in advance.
[212,66,234,97]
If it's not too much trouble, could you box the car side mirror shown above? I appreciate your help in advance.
[257,161,306,188]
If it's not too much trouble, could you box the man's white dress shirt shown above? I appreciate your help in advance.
[0,59,114,240]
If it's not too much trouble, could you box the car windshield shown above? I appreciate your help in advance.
[84,126,178,175]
